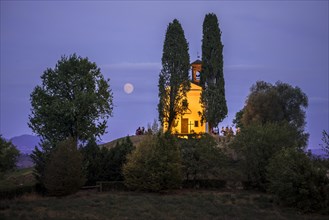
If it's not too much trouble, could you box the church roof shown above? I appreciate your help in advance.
[190,81,202,89]
[191,59,202,65]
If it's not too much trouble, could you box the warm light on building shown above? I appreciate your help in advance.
[163,59,207,136]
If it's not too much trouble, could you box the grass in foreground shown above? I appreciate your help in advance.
[0,190,328,220]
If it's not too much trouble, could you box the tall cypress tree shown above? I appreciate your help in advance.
[201,13,227,130]
[158,19,190,133]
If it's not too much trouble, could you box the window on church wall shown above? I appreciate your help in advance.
[194,120,199,127]
[196,71,201,81]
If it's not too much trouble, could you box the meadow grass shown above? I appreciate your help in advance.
[1,190,328,220]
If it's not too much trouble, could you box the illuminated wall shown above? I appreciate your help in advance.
[163,83,206,135]
[162,59,207,136]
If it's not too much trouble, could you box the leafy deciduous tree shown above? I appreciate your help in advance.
[231,122,303,190]
[158,19,190,133]
[0,135,19,175]
[29,54,113,188]
[242,82,307,129]
[201,13,228,130]
[29,53,113,146]
[267,148,329,213]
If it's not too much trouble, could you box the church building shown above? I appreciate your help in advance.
[163,59,207,136]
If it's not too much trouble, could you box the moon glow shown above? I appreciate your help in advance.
[124,83,134,94]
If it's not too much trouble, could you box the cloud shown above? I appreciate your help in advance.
[100,62,161,71]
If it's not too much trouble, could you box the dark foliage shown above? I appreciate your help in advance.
[321,130,329,157]
[80,139,103,186]
[158,19,190,132]
[44,138,85,196]
[81,136,135,185]
[29,53,113,146]
[234,81,308,146]
[267,148,329,213]
[29,54,113,189]
[107,136,135,181]
[180,134,227,183]
[231,122,302,190]
[0,136,20,174]
[124,134,182,191]
[30,141,52,191]
[201,13,227,129]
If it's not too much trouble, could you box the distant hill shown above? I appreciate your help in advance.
[16,154,34,168]
[10,134,41,155]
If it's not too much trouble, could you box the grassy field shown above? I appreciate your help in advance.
[1,189,328,220]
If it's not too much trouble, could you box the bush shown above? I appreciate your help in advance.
[267,148,329,213]
[80,139,103,185]
[231,122,302,190]
[30,141,52,192]
[107,136,135,181]
[0,135,20,175]
[81,137,135,185]
[44,138,85,196]
[180,134,227,184]
[123,134,182,192]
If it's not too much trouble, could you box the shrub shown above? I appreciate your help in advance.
[107,136,135,181]
[80,139,103,185]
[231,122,302,190]
[0,135,20,175]
[30,140,52,192]
[81,136,135,185]
[267,148,329,213]
[44,138,85,196]
[123,134,181,192]
[180,134,227,183]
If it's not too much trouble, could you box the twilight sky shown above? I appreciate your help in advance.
[1,1,328,149]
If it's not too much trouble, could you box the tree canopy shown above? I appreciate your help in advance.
[267,147,329,212]
[241,81,308,130]
[321,130,329,157]
[0,135,19,174]
[231,122,303,190]
[158,19,190,133]
[29,54,113,146]
[201,13,227,129]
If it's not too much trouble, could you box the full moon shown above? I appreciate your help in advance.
[124,83,134,94]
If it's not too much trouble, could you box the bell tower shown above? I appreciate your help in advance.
[191,59,202,84]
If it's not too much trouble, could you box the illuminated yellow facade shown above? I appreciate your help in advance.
[163,60,207,135]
